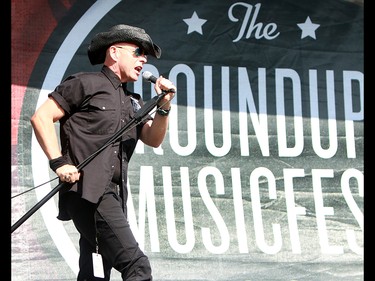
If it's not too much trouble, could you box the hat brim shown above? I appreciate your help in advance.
[87,24,161,65]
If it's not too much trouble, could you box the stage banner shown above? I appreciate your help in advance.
[11,0,363,280]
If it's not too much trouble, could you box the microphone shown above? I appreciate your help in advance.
[142,71,157,84]
[142,71,175,93]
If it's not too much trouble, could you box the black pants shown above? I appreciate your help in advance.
[64,185,152,281]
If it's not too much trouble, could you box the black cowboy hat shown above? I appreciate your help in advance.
[87,24,162,65]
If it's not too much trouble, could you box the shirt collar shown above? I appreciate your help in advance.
[101,65,122,90]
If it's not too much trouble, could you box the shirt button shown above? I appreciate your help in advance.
[102,106,106,110]
[121,119,124,123]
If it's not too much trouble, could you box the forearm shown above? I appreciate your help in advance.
[30,114,62,160]
[141,111,170,147]
[141,75,175,147]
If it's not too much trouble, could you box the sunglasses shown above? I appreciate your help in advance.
[115,46,147,58]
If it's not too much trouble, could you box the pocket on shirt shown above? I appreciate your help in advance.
[86,99,117,135]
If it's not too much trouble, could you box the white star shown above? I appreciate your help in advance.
[183,11,207,35]
[297,16,320,39]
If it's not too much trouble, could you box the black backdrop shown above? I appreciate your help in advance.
[11,0,363,280]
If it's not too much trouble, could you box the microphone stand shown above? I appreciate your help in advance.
[11,90,170,233]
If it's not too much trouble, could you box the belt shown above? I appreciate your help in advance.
[108,181,120,195]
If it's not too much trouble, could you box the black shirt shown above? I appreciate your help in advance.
[49,66,152,220]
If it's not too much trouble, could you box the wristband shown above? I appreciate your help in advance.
[156,107,171,116]
[49,156,69,172]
